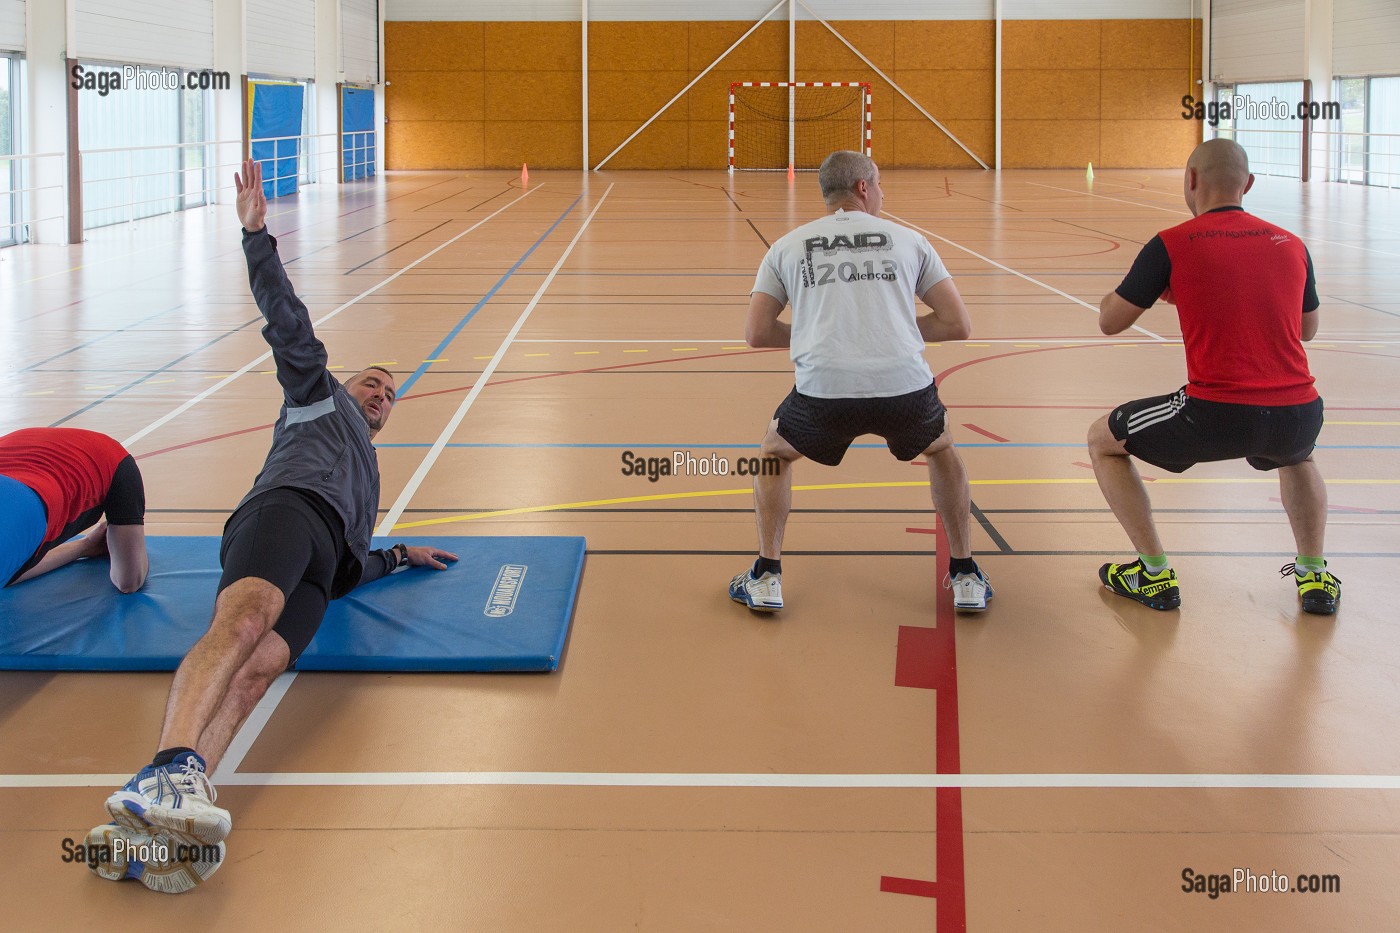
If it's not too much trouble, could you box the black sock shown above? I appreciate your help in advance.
[152,747,197,768]
[948,557,978,577]
[754,557,782,577]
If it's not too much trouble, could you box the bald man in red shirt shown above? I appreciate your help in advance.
[0,427,148,592]
[1088,138,1340,615]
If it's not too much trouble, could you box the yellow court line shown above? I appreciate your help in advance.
[148,379,175,385]
[623,349,649,353]
[524,353,550,357]
[422,358,447,363]
[391,477,1400,531]
[473,355,494,360]
[722,345,749,350]
[574,351,601,355]
[22,390,55,396]
[671,347,699,351]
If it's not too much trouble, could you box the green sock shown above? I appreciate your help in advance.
[1294,555,1326,573]
[1139,552,1169,572]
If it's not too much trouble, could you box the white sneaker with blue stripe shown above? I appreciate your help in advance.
[105,752,232,845]
[85,821,225,894]
[729,568,784,612]
[946,569,994,612]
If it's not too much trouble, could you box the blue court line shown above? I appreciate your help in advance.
[376,442,1400,450]
[396,195,584,398]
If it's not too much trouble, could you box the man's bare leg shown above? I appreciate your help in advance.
[1088,416,1165,556]
[754,419,803,560]
[1278,457,1327,557]
[157,577,285,751]
[200,631,292,776]
[922,430,973,559]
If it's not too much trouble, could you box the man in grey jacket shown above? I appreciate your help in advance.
[93,160,457,894]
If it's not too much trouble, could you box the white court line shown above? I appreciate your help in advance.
[211,671,297,780]
[1030,182,1400,259]
[7,771,1400,790]
[120,185,543,450]
[882,210,1166,342]
[376,184,616,535]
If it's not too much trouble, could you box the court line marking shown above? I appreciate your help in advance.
[1030,181,1400,258]
[375,442,1400,450]
[212,671,297,779]
[377,184,615,535]
[8,771,1400,789]
[392,477,1400,530]
[881,210,1165,341]
[396,192,585,397]
[118,185,543,450]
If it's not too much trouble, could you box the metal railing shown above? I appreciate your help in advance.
[0,151,69,243]
[1212,125,1400,188]
[78,131,376,229]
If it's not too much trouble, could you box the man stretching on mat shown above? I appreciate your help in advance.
[1089,137,1340,615]
[729,150,992,614]
[91,159,458,894]
[0,427,147,592]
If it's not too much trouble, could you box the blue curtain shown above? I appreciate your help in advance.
[250,83,304,198]
[342,87,375,181]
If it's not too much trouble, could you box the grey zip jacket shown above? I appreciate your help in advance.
[235,227,395,596]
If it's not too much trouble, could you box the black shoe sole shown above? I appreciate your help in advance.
[1300,596,1338,615]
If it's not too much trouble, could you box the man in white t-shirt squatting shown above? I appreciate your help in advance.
[729,150,993,614]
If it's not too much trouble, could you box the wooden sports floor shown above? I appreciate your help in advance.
[2,167,1398,931]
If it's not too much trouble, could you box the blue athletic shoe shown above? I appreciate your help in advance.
[85,822,225,894]
[105,752,232,845]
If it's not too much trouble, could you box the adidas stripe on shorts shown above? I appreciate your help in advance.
[1108,387,1324,474]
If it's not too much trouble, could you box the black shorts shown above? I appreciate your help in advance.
[1109,387,1324,474]
[774,382,947,467]
[219,487,349,667]
[8,454,145,586]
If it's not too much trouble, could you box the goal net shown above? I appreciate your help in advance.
[729,82,871,173]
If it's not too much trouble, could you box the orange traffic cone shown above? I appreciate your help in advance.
[787,164,795,181]
[521,163,529,185]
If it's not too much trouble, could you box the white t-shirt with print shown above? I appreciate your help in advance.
[752,209,950,398]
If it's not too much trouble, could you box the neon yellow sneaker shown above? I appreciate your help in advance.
[1099,558,1180,611]
[1280,562,1341,615]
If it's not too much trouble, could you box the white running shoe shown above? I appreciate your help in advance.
[106,752,232,845]
[84,821,225,894]
[946,569,994,612]
[729,568,784,612]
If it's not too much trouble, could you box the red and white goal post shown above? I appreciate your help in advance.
[728,82,872,173]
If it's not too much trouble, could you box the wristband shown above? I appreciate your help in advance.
[389,543,411,573]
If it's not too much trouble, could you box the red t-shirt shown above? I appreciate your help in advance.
[1157,209,1318,405]
[0,428,131,542]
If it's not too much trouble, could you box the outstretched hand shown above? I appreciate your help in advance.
[234,158,267,233]
[405,545,459,571]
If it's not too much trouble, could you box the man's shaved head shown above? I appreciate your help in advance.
[1183,138,1254,216]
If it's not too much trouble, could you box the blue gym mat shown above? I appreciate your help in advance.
[0,536,585,672]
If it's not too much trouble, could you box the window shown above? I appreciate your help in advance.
[1226,81,1306,179]
[1329,75,1400,189]
[78,62,213,229]
[1,53,14,246]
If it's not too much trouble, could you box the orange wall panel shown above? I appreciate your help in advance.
[385,18,1202,171]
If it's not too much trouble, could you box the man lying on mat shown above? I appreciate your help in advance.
[1,427,148,592]
[88,158,458,894]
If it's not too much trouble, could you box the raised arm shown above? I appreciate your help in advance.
[235,159,335,407]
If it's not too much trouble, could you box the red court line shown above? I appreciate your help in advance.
[886,520,967,923]
[961,422,1009,443]
[932,515,967,930]
[894,626,938,689]
[881,876,938,898]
